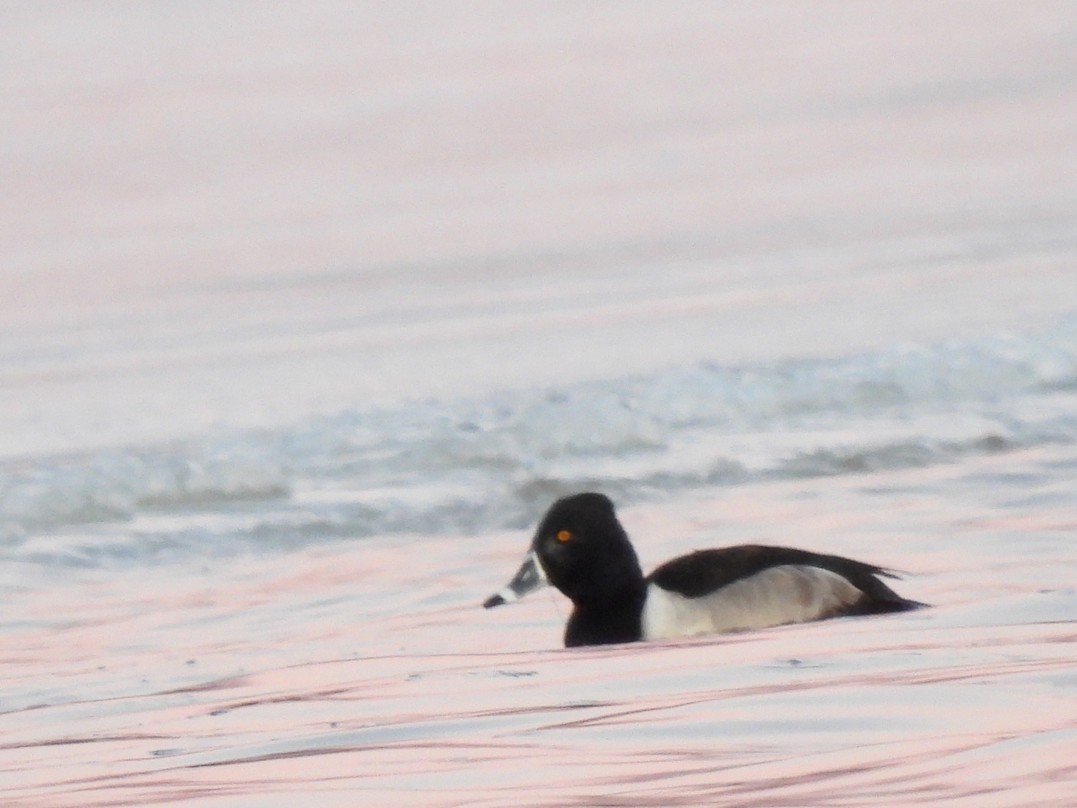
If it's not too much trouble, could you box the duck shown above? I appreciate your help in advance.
[484,492,924,647]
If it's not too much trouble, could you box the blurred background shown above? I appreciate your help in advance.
[5,1,1075,455]
[2,3,1075,806]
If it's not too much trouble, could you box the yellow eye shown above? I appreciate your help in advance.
[556,529,573,543]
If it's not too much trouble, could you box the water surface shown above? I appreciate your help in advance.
[2,3,1076,805]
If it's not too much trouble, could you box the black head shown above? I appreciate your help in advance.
[530,492,645,606]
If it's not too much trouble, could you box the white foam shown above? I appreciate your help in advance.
[1,321,1075,567]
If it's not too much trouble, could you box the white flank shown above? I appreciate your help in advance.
[641,565,863,641]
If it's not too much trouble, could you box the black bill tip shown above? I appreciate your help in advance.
[483,593,506,609]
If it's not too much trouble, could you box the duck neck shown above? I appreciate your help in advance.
[563,580,647,647]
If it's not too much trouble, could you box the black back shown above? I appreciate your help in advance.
[649,544,923,614]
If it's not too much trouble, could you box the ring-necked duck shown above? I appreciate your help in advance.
[484,492,924,647]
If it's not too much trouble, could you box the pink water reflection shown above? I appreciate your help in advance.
[3,0,1077,803]
[4,445,1076,806]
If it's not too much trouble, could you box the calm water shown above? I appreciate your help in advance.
[3,3,1077,806]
